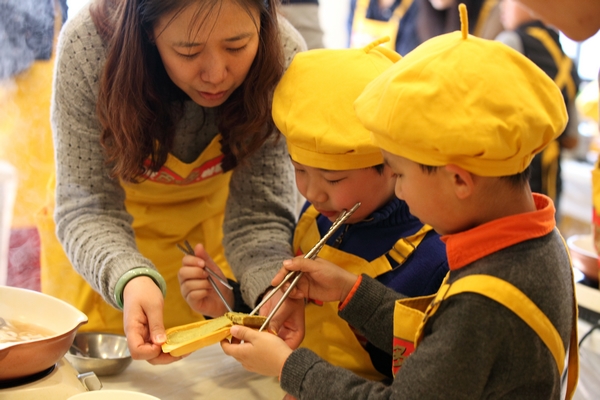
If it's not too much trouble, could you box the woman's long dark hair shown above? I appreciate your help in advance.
[91,0,283,181]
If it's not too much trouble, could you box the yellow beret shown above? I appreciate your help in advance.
[354,4,568,177]
[273,38,401,170]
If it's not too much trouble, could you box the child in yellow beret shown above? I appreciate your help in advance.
[185,38,449,381]
[271,38,449,380]
[222,5,579,399]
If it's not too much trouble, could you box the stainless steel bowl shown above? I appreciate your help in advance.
[66,332,132,376]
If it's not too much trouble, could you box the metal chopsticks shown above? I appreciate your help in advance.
[252,202,361,332]
[176,240,233,313]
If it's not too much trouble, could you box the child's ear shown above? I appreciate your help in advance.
[444,164,474,200]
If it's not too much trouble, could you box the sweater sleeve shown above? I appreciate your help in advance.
[223,15,307,307]
[51,7,152,308]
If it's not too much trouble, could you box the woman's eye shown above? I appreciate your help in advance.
[177,52,199,59]
[227,45,247,53]
[326,179,342,185]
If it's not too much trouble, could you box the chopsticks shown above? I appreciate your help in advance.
[176,240,233,313]
[251,202,361,332]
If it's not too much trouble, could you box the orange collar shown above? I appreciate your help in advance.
[441,194,556,271]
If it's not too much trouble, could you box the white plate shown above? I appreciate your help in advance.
[68,390,160,400]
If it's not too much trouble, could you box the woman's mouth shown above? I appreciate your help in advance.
[198,91,227,101]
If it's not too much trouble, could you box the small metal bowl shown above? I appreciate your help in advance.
[65,332,132,376]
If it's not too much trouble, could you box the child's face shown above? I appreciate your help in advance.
[291,160,396,224]
[382,151,455,235]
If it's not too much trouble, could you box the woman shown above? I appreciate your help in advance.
[41,0,305,364]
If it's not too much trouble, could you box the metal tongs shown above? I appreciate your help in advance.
[176,240,234,313]
[250,202,361,332]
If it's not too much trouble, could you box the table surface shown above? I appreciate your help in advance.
[100,343,284,399]
[97,284,600,400]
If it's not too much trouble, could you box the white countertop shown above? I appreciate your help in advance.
[99,343,284,399]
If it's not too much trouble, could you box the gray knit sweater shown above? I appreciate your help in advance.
[50,4,306,309]
[280,229,575,399]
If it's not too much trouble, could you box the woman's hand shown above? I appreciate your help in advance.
[221,325,293,376]
[272,257,359,304]
[178,243,234,318]
[122,276,182,364]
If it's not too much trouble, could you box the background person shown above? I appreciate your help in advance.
[495,0,581,215]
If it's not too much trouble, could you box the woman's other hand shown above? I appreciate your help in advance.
[122,276,181,364]
[178,243,234,318]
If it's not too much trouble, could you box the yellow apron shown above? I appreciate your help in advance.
[526,27,576,202]
[294,205,431,380]
[392,274,579,399]
[37,134,234,334]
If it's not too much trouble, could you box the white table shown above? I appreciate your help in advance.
[100,343,284,399]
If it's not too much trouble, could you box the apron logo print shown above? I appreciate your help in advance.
[392,336,415,376]
[142,155,224,185]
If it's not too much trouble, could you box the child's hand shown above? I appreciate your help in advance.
[273,257,359,304]
[260,293,305,349]
[221,325,293,376]
[178,243,234,318]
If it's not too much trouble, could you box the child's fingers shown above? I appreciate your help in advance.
[194,243,228,278]
[229,325,256,342]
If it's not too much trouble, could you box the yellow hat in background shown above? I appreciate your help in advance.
[273,38,401,170]
[354,4,568,177]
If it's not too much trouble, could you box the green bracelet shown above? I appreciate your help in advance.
[114,267,168,309]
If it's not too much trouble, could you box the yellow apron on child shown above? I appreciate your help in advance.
[295,205,430,380]
[37,134,234,334]
[392,274,579,399]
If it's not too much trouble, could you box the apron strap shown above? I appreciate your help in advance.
[436,274,578,399]
[473,0,499,37]
[387,224,433,266]
[525,26,576,100]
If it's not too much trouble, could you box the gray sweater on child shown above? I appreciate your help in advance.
[51,5,306,309]
[281,229,575,399]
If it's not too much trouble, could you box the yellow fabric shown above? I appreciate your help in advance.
[273,38,400,170]
[408,273,579,398]
[294,205,428,380]
[38,135,233,334]
[541,140,560,201]
[576,80,599,123]
[472,0,499,38]
[355,4,567,177]
[392,292,438,374]
[0,14,60,228]
[388,224,432,265]
[525,27,576,101]
[592,162,600,218]
[525,27,575,202]
[350,0,413,50]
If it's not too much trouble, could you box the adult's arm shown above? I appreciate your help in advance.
[51,6,152,309]
[223,16,307,307]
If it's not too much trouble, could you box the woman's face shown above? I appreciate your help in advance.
[153,0,261,108]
